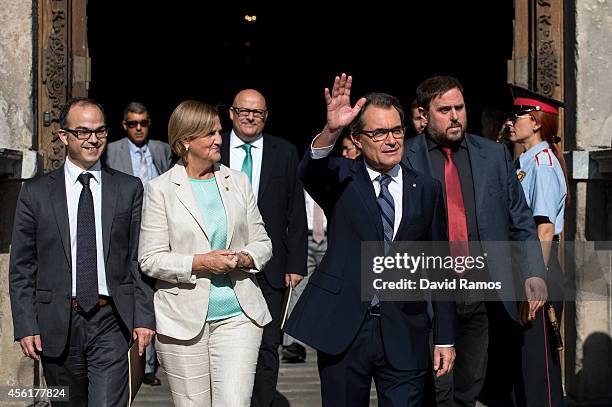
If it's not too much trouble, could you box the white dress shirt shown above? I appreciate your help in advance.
[310,137,403,239]
[305,190,327,232]
[229,130,264,201]
[64,157,109,297]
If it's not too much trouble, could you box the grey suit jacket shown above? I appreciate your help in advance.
[104,137,172,176]
[9,165,155,357]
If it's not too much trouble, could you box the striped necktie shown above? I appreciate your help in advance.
[376,174,395,252]
[138,147,149,183]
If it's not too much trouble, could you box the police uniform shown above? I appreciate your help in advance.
[513,86,566,407]
[517,140,566,235]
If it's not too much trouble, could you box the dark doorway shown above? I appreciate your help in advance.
[88,1,514,153]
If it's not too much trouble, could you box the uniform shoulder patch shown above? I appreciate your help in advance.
[535,149,553,167]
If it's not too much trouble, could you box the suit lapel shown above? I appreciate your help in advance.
[220,133,231,166]
[405,135,434,176]
[48,168,71,267]
[396,165,418,237]
[215,165,235,249]
[101,168,118,265]
[172,164,210,241]
[352,160,384,241]
[119,138,133,175]
[258,135,275,202]
[465,134,487,220]
[149,142,163,174]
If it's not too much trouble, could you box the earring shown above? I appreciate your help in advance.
[185,144,189,151]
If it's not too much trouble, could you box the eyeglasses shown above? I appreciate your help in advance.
[125,120,151,128]
[357,126,404,142]
[231,106,267,119]
[62,127,108,140]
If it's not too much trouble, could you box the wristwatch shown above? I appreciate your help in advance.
[239,251,252,268]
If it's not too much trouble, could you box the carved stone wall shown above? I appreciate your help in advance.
[0,0,33,151]
[575,0,612,151]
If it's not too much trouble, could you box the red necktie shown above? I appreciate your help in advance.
[442,147,469,267]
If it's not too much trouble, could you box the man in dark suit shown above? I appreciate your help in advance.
[9,98,155,406]
[403,76,548,406]
[285,74,456,406]
[104,101,172,181]
[220,89,307,407]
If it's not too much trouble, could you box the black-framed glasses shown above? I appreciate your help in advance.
[357,126,405,142]
[125,120,151,128]
[231,106,267,119]
[62,127,108,140]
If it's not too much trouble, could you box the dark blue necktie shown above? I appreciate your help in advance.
[371,174,395,307]
[76,172,99,312]
[376,174,395,252]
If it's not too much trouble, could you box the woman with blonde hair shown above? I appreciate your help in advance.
[139,100,272,406]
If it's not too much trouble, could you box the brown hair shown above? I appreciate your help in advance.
[416,76,464,111]
[59,97,106,128]
[531,110,570,204]
[349,92,404,135]
[168,100,219,158]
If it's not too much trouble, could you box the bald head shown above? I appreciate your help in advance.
[230,89,268,142]
[233,89,267,108]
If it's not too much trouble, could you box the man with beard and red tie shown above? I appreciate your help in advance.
[403,76,548,407]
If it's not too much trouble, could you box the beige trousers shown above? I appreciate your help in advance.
[156,313,263,407]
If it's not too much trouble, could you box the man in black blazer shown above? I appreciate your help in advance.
[220,89,307,407]
[403,76,547,406]
[285,74,456,406]
[9,98,155,406]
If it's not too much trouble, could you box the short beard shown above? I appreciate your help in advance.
[428,125,464,147]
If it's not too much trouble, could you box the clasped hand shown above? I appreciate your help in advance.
[196,250,251,274]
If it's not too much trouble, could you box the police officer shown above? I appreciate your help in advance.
[505,86,567,407]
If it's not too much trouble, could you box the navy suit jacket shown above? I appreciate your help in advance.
[285,151,455,371]
[403,133,546,319]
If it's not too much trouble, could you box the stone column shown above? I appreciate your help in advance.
[0,1,40,404]
[565,0,612,404]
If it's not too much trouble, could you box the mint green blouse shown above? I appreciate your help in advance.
[190,178,242,321]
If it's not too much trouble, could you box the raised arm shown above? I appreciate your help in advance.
[313,73,367,148]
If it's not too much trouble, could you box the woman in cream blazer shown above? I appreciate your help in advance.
[139,100,272,407]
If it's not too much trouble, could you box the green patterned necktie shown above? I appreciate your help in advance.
[241,143,253,183]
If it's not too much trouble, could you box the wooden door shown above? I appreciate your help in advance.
[36,0,90,173]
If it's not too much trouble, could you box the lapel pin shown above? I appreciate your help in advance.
[412,183,417,188]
